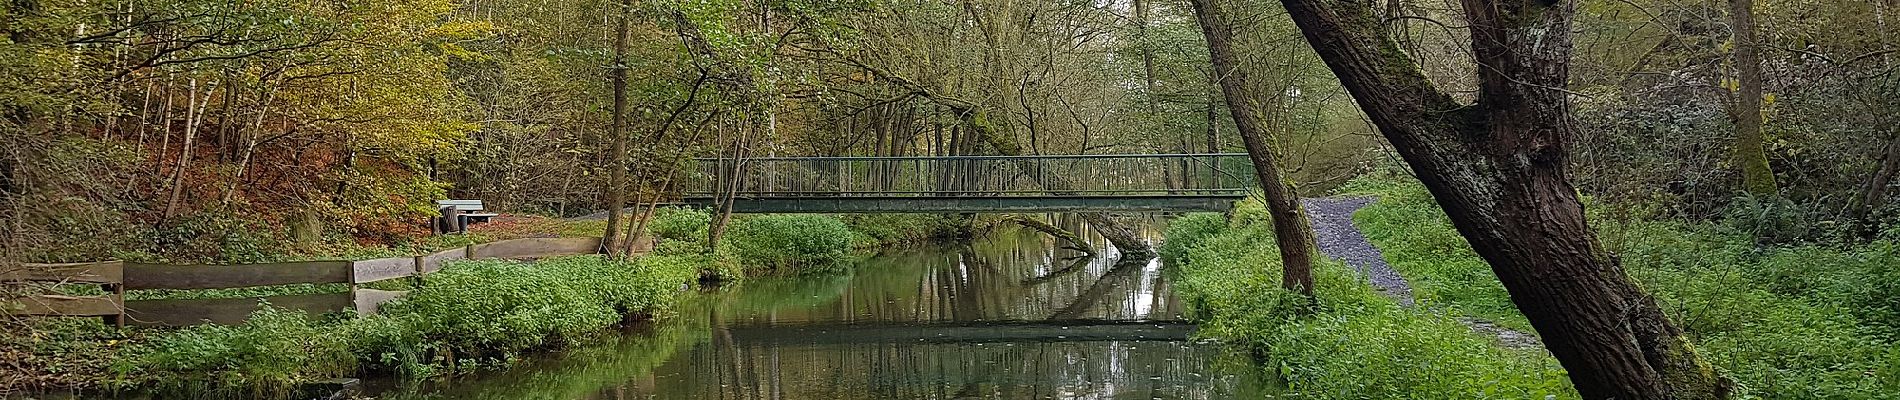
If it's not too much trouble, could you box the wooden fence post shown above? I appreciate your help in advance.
[100,283,125,328]
[411,255,427,286]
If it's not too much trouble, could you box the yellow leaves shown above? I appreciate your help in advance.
[436,42,487,62]
[1762,93,1777,107]
[428,20,497,40]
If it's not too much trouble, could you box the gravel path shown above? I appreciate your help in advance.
[1303,196,1541,349]
[1303,197,1415,306]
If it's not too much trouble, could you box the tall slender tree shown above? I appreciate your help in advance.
[601,0,632,255]
[1188,0,1318,297]
[1271,0,1733,397]
[1729,0,1776,197]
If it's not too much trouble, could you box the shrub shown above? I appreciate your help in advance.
[725,215,853,270]
[113,254,702,394]
[384,255,695,358]
[111,307,354,396]
[647,207,711,246]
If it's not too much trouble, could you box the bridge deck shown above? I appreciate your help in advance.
[680,154,1255,213]
[678,194,1247,213]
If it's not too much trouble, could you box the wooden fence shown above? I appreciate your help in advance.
[2,237,630,327]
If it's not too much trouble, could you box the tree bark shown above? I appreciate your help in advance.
[1274,0,1733,397]
[1190,0,1319,297]
[1728,0,1776,197]
[602,0,631,255]
[1850,0,1898,226]
[1851,135,1900,222]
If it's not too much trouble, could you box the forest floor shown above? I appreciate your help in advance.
[1303,197,1540,349]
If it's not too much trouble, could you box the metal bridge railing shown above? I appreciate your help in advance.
[682,153,1256,198]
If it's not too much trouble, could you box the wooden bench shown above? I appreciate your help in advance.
[436,199,500,233]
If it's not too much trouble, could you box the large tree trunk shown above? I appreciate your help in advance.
[1728,0,1776,197]
[601,0,631,255]
[1189,0,1319,297]
[1274,0,1732,398]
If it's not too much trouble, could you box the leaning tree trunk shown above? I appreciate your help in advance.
[1728,0,1777,197]
[1190,0,1319,297]
[1274,0,1733,398]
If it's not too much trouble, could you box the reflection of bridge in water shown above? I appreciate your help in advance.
[620,229,1271,399]
[679,153,1255,213]
[368,228,1275,399]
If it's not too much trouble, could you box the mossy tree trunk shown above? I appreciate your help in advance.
[1188,0,1319,297]
[1274,0,1733,397]
[1729,0,1777,197]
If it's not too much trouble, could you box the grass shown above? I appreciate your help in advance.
[1161,199,1577,399]
[1341,173,1900,399]
[1337,173,1533,331]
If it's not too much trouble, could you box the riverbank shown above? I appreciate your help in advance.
[1,210,959,396]
[370,226,1264,398]
[1163,172,1900,398]
[1344,174,1899,398]
[1160,197,1576,398]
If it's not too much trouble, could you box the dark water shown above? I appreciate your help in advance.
[374,230,1271,399]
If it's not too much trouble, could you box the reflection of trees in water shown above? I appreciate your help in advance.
[632,337,1260,399]
[377,223,1257,399]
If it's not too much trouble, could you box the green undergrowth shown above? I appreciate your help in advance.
[1343,174,1900,398]
[1339,176,1533,331]
[8,209,949,396]
[104,254,702,397]
[1161,199,1577,399]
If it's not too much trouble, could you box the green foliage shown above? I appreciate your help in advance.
[1161,200,1577,399]
[111,307,355,396]
[148,209,291,264]
[841,213,958,248]
[725,215,854,270]
[112,254,701,393]
[1345,177,1533,330]
[1722,194,1824,244]
[383,255,696,358]
[648,207,712,246]
[1348,174,1900,399]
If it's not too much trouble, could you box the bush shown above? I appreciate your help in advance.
[114,254,701,394]
[384,255,695,358]
[725,215,854,270]
[647,207,711,246]
[111,307,354,396]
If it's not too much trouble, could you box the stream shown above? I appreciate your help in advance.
[370,228,1273,399]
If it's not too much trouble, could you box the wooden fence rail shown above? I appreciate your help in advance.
[2,237,621,327]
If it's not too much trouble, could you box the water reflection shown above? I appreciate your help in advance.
[375,227,1270,399]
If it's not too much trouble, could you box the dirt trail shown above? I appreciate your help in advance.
[1302,197,1541,349]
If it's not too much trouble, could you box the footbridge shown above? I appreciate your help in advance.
[679,154,1255,213]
